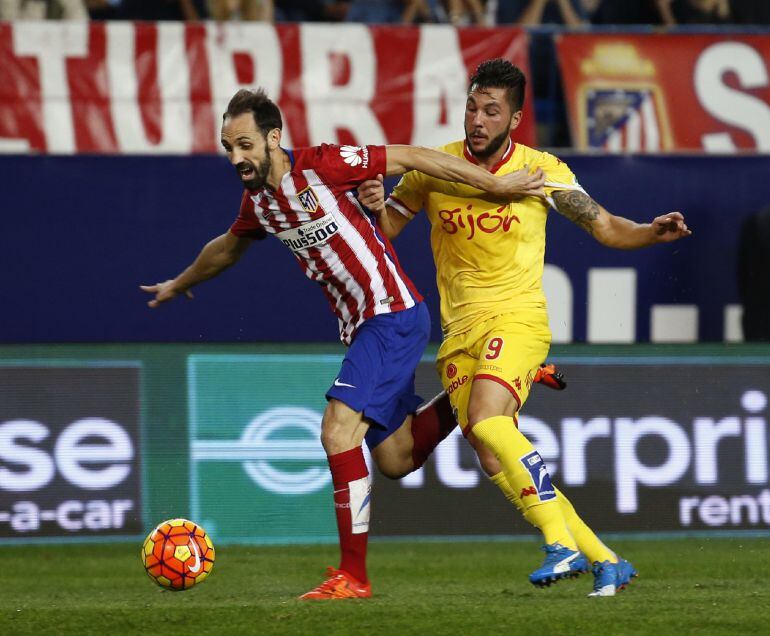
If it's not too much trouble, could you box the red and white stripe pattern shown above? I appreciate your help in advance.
[602,92,661,153]
[233,145,421,345]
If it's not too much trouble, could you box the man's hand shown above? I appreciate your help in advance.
[139,280,194,308]
[494,165,545,198]
[357,174,386,216]
[652,211,691,243]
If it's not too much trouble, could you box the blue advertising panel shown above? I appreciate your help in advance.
[1,154,768,343]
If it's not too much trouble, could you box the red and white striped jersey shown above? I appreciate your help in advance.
[230,144,422,345]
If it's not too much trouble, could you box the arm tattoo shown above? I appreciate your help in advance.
[552,190,600,236]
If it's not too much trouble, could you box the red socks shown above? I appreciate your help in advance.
[325,394,456,583]
[327,447,370,583]
[411,391,458,469]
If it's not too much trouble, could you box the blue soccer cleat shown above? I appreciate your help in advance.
[616,558,638,590]
[529,544,589,587]
[588,560,618,597]
[588,558,638,597]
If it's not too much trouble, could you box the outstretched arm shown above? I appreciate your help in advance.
[140,231,252,308]
[551,190,691,249]
[385,145,545,199]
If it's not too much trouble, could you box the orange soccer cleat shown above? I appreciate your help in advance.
[533,363,566,390]
[298,568,372,600]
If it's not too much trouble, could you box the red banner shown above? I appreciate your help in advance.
[0,22,533,154]
[557,34,770,153]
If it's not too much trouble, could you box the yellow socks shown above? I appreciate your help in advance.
[473,416,576,550]
[488,469,616,563]
[553,487,617,564]
[489,471,524,513]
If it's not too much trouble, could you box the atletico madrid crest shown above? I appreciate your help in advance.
[580,85,672,152]
[297,186,320,215]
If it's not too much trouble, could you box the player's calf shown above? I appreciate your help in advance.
[370,392,456,479]
[371,434,414,479]
[410,391,457,469]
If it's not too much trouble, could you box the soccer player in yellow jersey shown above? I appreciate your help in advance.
[359,59,691,597]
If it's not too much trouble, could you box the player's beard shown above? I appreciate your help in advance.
[237,144,271,190]
[465,122,512,160]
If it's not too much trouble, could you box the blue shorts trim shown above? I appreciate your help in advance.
[326,302,430,449]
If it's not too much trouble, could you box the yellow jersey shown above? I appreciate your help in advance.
[386,140,585,338]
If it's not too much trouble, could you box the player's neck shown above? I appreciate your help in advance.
[265,148,292,191]
[473,140,511,172]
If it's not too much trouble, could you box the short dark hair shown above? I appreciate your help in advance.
[468,59,526,112]
[224,88,283,136]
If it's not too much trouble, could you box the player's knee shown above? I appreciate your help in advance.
[321,400,363,453]
[320,416,354,453]
[319,420,341,453]
[466,402,495,427]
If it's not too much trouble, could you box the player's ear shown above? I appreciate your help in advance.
[266,127,282,150]
[509,111,523,132]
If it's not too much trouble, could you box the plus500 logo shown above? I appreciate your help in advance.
[0,417,134,491]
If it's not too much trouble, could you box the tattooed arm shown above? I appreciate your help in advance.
[551,190,691,249]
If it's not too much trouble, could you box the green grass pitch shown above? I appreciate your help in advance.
[1,538,768,635]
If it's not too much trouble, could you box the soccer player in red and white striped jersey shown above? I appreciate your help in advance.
[228,142,421,346]
[141,88,543,600]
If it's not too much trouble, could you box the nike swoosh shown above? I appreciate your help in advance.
[188,540,202,573]
[334,379,356,388]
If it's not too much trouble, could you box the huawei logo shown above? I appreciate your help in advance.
[340,145,368,168]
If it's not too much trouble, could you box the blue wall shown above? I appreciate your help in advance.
[2,154,768,343]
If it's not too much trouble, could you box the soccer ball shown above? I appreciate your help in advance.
[141,518,215,591]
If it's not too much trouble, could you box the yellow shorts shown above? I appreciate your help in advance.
[436,312,551,431]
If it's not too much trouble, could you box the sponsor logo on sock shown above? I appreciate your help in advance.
[349,476,371,534]
[519,450,556,502]
[537,464,549,491]
[520,486,537,498]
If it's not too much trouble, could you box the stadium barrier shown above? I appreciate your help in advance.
[1,343,769,544]
[2,154,769,344]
